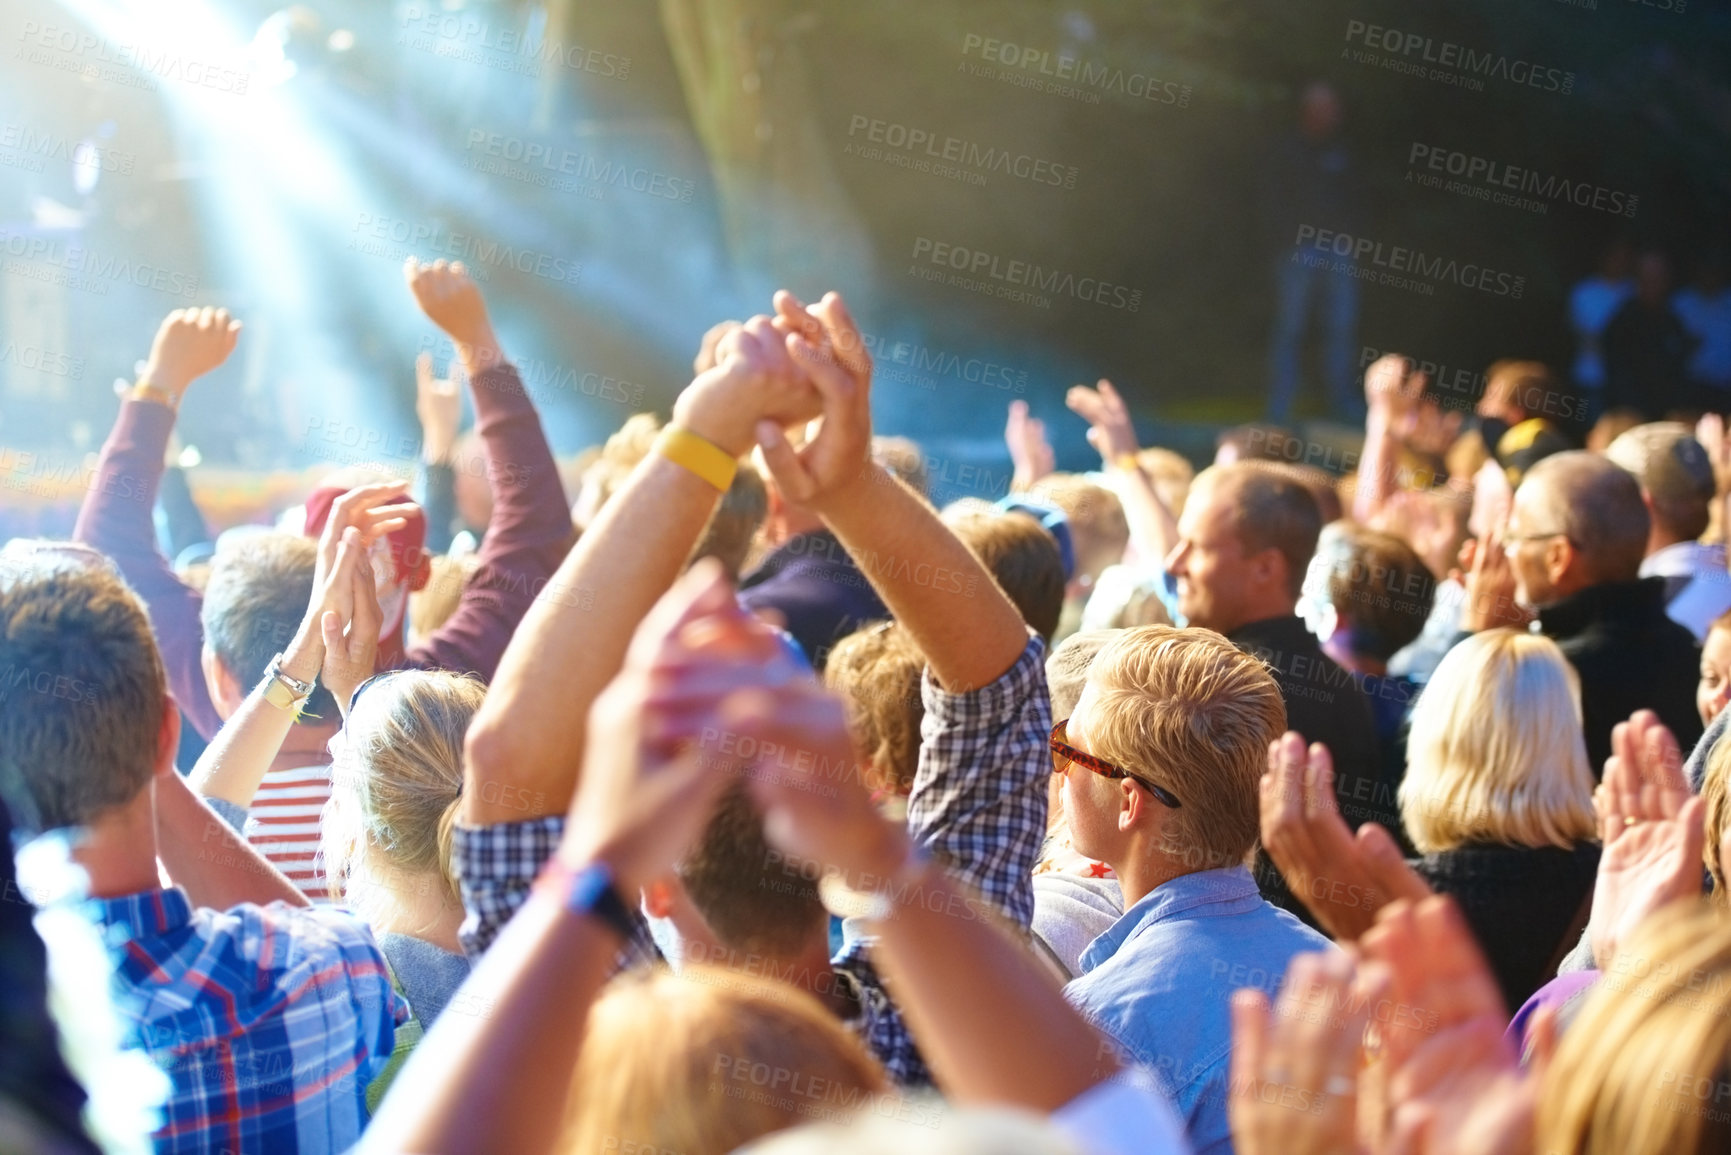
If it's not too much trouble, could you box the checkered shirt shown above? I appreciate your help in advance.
[92,887,403,1154]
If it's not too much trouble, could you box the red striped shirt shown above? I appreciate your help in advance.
[244,762,333,901]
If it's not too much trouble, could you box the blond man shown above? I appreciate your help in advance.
[1047,626,1332,1155]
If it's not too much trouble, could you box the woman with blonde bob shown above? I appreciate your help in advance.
[1399,628,1599,1008]
[561,967,894,1155]
[1538,902,1731,1155]
[320,670,480,1076]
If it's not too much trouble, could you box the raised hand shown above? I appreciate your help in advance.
[313,480,415,588]
[416,352,463,466]
[672,311,822,458]
[557,562,799,893]
[1066,378,1140,463]
[1364,353,1425,429]
[1363,898,1540,1155]
[405,258,500,370]
[1589,710,1705,967]
[141,306,242,399]
[1261,732,1432,941]
[693,319,743,376]
[1005,400,1056,491]
[753,291,876,511]
[1459,531,1532,632]
[1229,950,1374,1155]
[322,539,383,716]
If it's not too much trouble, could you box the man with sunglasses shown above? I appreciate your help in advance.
[1046,625,1332,1155]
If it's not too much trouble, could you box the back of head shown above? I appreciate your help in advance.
[1080,626,1286,870]
[1519,450,1651,583]
[1313,521,1436,662]
[1203,462,1325,601]
[202,532,339,721]
[679,784,828,958]
[945,509,1065,642]
[1604,423,1715,542]
[0,564,165,834]
[1029,475,1129,586]
[565,966,888,1155]
[1046,629,1117,720]
[1402,630,1596,854]
[872,435,929,499]
[322,671,483,913]
[1539,903,1731,1155]
[823,623,924,796]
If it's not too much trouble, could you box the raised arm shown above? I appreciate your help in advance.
[399,259,571,682]
[189,493,396,809]
[1067,377,1178,565]
[1352,354,1424,525]
[757,292,1029,692]
[155,760,309,910]
[72,307,241,741]
[460,314,821,828]
[415,350,463,556]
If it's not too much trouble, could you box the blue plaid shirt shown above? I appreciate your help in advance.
[92,887,403,1154]
[451,635,1051,1087]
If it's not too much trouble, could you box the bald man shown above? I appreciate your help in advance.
[1500,450,1702,771]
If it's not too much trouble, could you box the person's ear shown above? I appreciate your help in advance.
[643,878,675,919]
[1118,777,1146,833]
[201,645,245,719]
[1250,546,1285,593]
[154,695,182,780]
[1545,536,1575,585]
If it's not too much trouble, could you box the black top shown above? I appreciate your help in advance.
[1412,841,1600,1012]
[1537,578,1703,776]
[1231,615,1391,923]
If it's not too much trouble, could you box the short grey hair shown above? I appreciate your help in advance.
[1604,423,1715,541]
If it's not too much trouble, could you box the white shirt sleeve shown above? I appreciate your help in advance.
[1050,1067,1193,1155]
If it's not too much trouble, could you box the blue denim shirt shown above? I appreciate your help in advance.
[1063,865,1334,1155]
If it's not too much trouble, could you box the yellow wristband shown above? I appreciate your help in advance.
[1112,452,1141,473]
[130,380,178,410]
[654,425,737,492]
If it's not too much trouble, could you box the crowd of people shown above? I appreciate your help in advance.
[6,254,1731,1155]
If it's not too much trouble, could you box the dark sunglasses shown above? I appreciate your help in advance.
[347,670,402,717]
[1049,718,1182,810]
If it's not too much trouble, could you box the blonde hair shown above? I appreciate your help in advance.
[823,622,924,796]
[1401,630,1596,854]
[1028,474,1129,584]
[321,671,483,925]
[561,967,888,1155]
[1702,735,1731,904]
[1538,903,1731,1155]
[1077,626,1286,869]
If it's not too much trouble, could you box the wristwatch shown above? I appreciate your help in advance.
[534,859,639,942]
[260,654,315,714]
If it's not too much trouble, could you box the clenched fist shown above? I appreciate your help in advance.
[141,306,242,399]
[405,257,497,360]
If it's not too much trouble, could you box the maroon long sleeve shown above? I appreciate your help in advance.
[74,399,225,739]
[403,362,571,681]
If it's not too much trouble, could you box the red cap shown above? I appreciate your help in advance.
[302,486,432,592]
